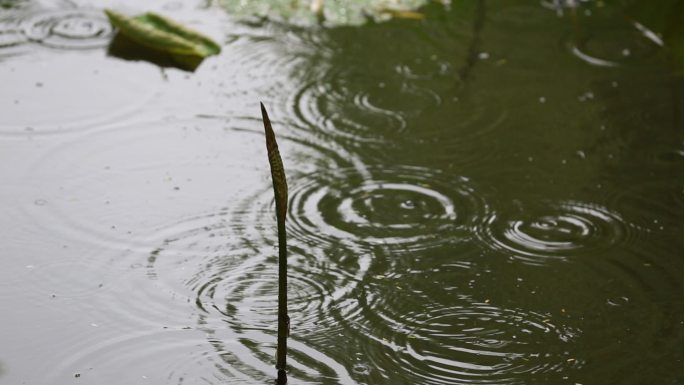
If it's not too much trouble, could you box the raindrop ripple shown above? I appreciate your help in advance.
[22,8,113,49]
[478,200,630,265]
[287,165,489,252]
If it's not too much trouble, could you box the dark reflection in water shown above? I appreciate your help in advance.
[1,0,684,384]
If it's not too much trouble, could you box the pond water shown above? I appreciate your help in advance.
[1,0,683,384]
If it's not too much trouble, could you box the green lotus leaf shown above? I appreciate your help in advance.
[104,9,221,58]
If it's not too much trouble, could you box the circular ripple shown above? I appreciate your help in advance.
[0,53,158,137]
[0,27,26,48]
[351,296,580,385]
[611,180,684,232]
[141,210,366,383]
[143,211,331,331]
[292,67,442,145]
[22,9,112,49]
[22,117,347,247]
[564,22,660,68]
[401,304,580,385]
[196,258,332,332]
[288,166,489,252]
[43,329,236,385]
[143,201,371,334]
[479,201,630,265]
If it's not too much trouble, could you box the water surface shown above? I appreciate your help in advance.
[1,1,683,384]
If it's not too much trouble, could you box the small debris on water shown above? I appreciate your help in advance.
[539,96,546,103]
[34,199,47,206]
[622,48,630,56]
[74,373,80,378]
[478,52,490,60]
[578,91,594,102]
[35,82,43,87]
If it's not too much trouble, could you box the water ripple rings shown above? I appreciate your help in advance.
[204,329,357,384]
[0,22,26,49]
[356,301,580,385]
[611,180,684,231]
[43,329,236,385]
[22,9,113,50]
[22,119,266,248]
[288,166,489,252]
[563,22,660,68]
[195,261,333,333]
[292,69,442,144]
[0,54,158,137]
[479,200,629,266]
[399,304,581,385]
[144,207,370,337]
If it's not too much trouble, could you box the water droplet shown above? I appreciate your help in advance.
[607,296,629,306]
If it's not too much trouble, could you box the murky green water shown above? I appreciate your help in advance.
[1,1,683,384]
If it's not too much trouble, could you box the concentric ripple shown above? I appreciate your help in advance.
[479,201,630,265]
[0,19,26,49]
[142,210,368,382]
[43,329,234,385]
[292,67,442,144]
[611,180,684,232]
[22,117,348,247]
[564,21,661,68]
[351,295,581,385]
[0,53,158,137]
[21,9,113,49]
[143,211,336,332]
[401,304,580,385]
[288,165,489,252]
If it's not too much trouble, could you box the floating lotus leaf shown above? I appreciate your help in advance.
[104,9,220,58]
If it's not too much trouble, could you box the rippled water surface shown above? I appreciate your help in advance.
[2,1,684,384]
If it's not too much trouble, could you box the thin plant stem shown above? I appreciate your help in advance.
[260,103,289,377]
